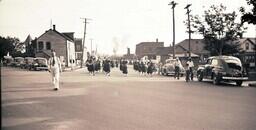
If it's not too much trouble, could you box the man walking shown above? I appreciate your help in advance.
[48,50,62,91]
[186,58,194,81]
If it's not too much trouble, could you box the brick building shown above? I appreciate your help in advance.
[135,39,164,59]
[35,25,75,67]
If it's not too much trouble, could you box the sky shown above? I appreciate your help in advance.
[0,0,255,55]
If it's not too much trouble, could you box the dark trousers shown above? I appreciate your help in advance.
[174,66,180,79]
[189,67,193,80]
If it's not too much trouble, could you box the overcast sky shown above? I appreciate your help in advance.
[0,0,255,55]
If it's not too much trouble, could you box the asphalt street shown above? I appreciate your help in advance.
[1,66,256,130]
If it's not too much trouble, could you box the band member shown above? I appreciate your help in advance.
[122,60,128,76]
[103,58,111,76]
[186,58,194,81]
[147,61,154,76]
[48,50,62,91]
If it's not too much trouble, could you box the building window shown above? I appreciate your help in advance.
[245,43,249,50]
[46,42,51,50]
[38,41,44,50]
[76,44,81,51]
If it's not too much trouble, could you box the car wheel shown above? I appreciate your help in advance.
[236,81,243,86]
[197,72,203,82]
[213,74,220,85]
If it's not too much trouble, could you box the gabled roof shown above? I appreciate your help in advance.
[24,34,32,46]
[239,38,256,45]
[176,39,210,54]
[37,29,74,42]
[154,45,191,56]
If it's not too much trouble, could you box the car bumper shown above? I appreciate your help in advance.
[222,76,248,80]
[36,67,48,70]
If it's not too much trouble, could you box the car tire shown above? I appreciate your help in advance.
[213,74,221,85]
[236,81,243,86]
[197,72,203,82]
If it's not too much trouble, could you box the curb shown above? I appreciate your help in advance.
[249,83,256,87]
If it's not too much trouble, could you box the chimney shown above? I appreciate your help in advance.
[53,25,56,30]
[156,38,158,43]
[127,48,130,55]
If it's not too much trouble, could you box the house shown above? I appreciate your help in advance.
[236,38,256,69]
[135,39,164,59]
[74,38,88,65]
[176,39,210,62]
[35,25,75,67]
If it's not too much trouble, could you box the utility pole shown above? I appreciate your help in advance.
[80,18,91,68]
[169,1,177,59]
[185,4,192,58]
[90,38,93,55]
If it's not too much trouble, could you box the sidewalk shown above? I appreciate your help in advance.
[63,66,85,72]
[243,81,256,87]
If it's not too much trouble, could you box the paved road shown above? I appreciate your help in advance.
[2,67,256,130]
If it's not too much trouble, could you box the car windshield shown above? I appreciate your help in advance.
[26,59,34,63]
[15,58,24,62]
[224,58,242,70]
[166,60,176,64]
[36,59,47,64]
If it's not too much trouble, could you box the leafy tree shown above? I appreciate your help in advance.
[240,0,256,25]
[0,36,18,59]
[185,4,247,56]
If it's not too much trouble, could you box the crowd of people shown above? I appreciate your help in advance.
[85,56,130,76]
[48,50,195,91]
[85,56,195,80]
[133,60,156,76]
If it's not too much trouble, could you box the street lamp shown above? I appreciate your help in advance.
[185,4,192,58]
[168,1,177,59]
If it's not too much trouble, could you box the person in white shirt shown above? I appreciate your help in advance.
[186,58,194,81]
[48,50,62,91]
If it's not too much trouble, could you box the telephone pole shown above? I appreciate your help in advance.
[90,38,93,55]
[169,1,177,59]
[185,4,192,58]
[80,18,91,68]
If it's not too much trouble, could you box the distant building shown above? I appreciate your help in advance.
[154,45,199,66]
[176,39,210,62]
[35,25,75,67]
[135,39,164,59]
[123,47,136,61]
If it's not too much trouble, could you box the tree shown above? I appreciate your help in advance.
[0,36,17,59]
[186,4,247,56]
[240,0,256,25]
[240,0,256,71]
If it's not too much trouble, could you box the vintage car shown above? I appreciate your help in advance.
[161,58,185,76]
[32,57,48,71]
[197,56,248,86]
[24,57,35,70]
[13,57,25,67]
[3,56,14,66]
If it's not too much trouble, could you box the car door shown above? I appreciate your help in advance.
[204,59,213,78]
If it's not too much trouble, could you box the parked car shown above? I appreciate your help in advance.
[3,56,14,66]
[32,57,48,71]
[197,56,248,86]
[24,57,35,70]
[13,57,25,67]
[161,58,185,76]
